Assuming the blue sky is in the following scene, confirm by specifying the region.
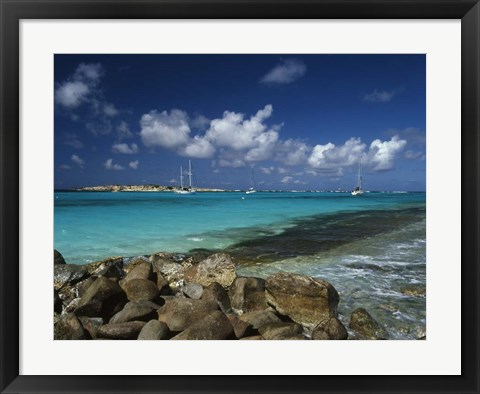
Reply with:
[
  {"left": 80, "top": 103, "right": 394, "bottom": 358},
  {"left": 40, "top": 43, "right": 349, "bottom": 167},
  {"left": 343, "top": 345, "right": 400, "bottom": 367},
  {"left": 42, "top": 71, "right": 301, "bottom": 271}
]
[{"left": 54, "top": 54, "right": 426, "bottom": 191}]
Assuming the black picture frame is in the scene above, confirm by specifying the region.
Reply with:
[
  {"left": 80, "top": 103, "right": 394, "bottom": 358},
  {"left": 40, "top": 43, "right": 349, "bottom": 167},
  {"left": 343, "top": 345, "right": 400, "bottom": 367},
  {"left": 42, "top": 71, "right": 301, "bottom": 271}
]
[{"left": 1, "top": 1, "right": 479, "bottom": 393}]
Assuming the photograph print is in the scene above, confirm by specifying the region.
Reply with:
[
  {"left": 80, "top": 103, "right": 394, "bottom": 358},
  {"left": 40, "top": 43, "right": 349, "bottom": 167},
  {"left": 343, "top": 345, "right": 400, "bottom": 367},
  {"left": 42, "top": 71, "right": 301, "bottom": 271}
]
[{"left": 54, "top": 54, "right": 426, "bottom": 341}]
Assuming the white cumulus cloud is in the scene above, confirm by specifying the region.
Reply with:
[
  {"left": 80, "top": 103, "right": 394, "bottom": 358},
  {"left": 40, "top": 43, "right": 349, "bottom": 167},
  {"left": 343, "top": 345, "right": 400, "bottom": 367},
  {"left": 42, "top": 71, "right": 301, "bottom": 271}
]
[
  {"left": 104, "top": 158, "right": 124, "bottom": 170},
  {"left": 112, "top": 143, "right": 139, "bottom": 154},
  {"left": 70, "top": 154, "right": 84, "bottom": 168},
  {"left": 281, "top": 176, "right": 293, "bottom": 184},
  {"left": 55, "top": 81, "right": 90, "bottom": 108},
  {"left": 364, "top": 89, "right": 398, "bottom": 103},
  {"left": 129, "top": 160, "right": 139, "bottom": 169},
  {"left": 369, "top": 136, "right": 407, "bottom": 171},
  {"left": 260, "top": 59, "right": 307, "bottom": 85},
  {"left": 140, "top": 109, "right": 191, "bottom": 149}
]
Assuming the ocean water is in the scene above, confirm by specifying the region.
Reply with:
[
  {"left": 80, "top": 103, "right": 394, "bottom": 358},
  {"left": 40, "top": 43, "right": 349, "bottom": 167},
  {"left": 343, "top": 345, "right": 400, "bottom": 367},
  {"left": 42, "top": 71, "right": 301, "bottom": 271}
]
[{"left": 54, "top": 191, "right": 426, "bottom": 339}]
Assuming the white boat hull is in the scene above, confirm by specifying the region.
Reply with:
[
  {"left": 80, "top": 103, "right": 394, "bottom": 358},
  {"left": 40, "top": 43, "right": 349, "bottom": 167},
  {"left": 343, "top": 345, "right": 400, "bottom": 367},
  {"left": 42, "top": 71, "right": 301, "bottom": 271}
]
[
  {"left": 245, "top": 190, "right": 256, "bottom": 194},
  {"left": 351, "top": 190, "right": 363, "bottom": 196}
]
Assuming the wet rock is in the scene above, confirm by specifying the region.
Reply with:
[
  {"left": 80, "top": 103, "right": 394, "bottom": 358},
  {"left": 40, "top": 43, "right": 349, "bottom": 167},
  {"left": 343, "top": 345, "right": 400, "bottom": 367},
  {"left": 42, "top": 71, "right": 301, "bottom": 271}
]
[
  {"left": 155, "top": 272, "right": 172, "bottom": 295},
  {"left": 312, "top": 317, "right": 348, "bottom": 340},
  {"left": 238, "top": 310, "right": 281, "bottom": 330},
  {"left": 138, "top": 320, "right": 169, "bottom": 340},
  {"left": 109, "top": 300, "right": 160, "bottom": 324},
  {"left": 311, "top": 330, "right": 330, "bottom": 340},
  {"left": 54, "top": 249, "right": 66, "bottom": 265},
  {"left": 78, "top": 316, "right": 103, "bottom": 339},
  {"left": 122, "top": 279, "right": 159, "bottom": 302},
  {"left": 97, "top": 321, "right": 146, "bottom": 340},
  {"left": 400, "top": 285, "right": 426, "bottom": 297},
  {"left": 229, "top": 277, "right": 267, "bottom": 312},
  {"left": 54, "top": 264, "right": 88, "bottom": 290},
  {"left": 227, "top": 314, "right": 253, "bottom": 339},
  {"left": 171, "top": 311, "right": 233, "bottom": 340},
  {"left": 417, "top": 336, "right": 426, "bottom": 340},
  {"left": 74, "top": 277, "right": 127, "bottom": 320},
  {"left": 54, "top": 313, "right": 85, "bottom": 340},
  {"left": 157, "top": 298, "right": 219, "bottom": 332},
  {"left": 54, "top": 289, "right": 62, "bottom": 313},
  {"left": 184, "top": 253, "right": 236, "bottom": 288},
  {"left": 378, "top": 303, "right": 399, "bottom": 313},
  {"left": 239, "top": 335, "right": 264, "bottom": 340},
  {"left": 265, "top": 273, "right": 339, "bottom": 329},
  {"left": 258, "top": 322, "right": 303, "bottom": 340},
  {"left": 64, "top": 297, "right": 82, "bottom": 314},
  {"left": 349, "top": 308, "right": 389, "bottom": 340},
  {"left": 182, "top": 282, "right": 203, "bottom": 299},
  {"left": 151, "top": 259, "right": 186, "bottom": 291},
  {"left": 201, "top": 282, "right": 232, "bottom": 313},
  {"left": 85, "top": 256, "right": 123, "bottom": 276}
]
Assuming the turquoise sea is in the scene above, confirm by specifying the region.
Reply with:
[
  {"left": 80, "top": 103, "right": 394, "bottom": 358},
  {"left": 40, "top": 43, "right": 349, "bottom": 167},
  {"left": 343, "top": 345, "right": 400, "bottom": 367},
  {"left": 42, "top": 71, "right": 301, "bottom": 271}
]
[{"left": 54, "top": 191, "right": 426, "bottom": 339}]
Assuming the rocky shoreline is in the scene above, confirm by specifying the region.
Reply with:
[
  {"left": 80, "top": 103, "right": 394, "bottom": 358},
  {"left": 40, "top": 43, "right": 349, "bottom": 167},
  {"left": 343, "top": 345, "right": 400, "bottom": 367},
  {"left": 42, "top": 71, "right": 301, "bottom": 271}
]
[{"left": 54, "top": 249, "right": 425, "bottom": 340}]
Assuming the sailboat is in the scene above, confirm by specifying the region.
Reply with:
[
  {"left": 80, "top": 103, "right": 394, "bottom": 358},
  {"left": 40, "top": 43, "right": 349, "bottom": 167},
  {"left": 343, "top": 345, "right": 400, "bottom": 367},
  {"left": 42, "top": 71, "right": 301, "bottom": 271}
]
[
  {"left": 245, "top": 167, "right": 257, "bottom": 194},
  {"left": 174, "top": 160, "right": 196, "bottom": 195},
  {"left": 351, "top": 165, "right": 364, "bottom": 196}
]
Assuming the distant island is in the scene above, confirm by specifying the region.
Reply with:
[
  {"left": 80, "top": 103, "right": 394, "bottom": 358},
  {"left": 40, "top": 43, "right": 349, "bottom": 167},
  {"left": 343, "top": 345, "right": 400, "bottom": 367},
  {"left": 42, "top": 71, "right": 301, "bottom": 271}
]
[{"left": 72, "top": 185, "right": 226, "bottom": 192}]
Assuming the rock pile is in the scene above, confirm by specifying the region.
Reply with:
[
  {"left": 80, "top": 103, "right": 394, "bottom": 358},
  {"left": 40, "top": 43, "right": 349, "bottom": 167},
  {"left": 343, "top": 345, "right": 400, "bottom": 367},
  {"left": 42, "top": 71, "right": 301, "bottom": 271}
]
[{"left": 54, "top": 249, "right": 392, "bottom": 340}]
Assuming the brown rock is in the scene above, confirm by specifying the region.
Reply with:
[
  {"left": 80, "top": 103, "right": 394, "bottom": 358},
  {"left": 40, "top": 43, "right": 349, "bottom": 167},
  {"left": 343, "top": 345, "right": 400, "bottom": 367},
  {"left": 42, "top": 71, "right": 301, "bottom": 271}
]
[
  {"left": 258, "top": 322, "right": 303, "bottom": 340},
  {"left": 229, "top": 277, "right": 267, "bottom": 312},
  {"left": 238, "top": 310, "right": 281, "bottom": 330},
  {"left": 54, "top": 249, "right": 66, "bottom": 265},
  {"left": 84, "top": 256, "right": 123, "bottom": 276},
  {"left": 138, "top": 320, "right": 169, "bottom": 340},
  {"left": 400, "top": 285, "right": 426, "bottom": 297},
  {"left": 312, "top": 317, "right": 348, "bottom": 340},
  {"left": 182, "top": 282, "right": 203, "bottom": 299},
  {"left": 171, "top": 311, "right": 233, "bottom": 340},
  {"left": 239, "top": 335, "right": 264, "bottom": 340},
  {"left": 123, "top": 261, "right": 152, "bottom": 282},
  {"left": 78, "top": 316, "right": 103, "bottom": 339},
  {"left": 265, "top": 273, "right": 339, "bottom": 329},
  {"left": 54, "top": 313, "right": 85, "bottom": 340},
  {"left": 349, "top": 308, "right": 389, "bottom": 340},
  {"left": 227, "top": 314, "right": 253, "bottom": 339},
  {"left": 122, "top": 279, "right": 159, "bottom": 302},
  {"left": 97, "top": 321, "right": 146, "bottom": 339},
  {"left": 157, "top": 298, "right": 219, "bottom": 332},
  {"left": 74, "top": 277, "right": 127, "bottom": 320},
  {"left": 184, "top": 253, "right": 236, "bottom": 288},
  {"left": 109, "top": 300, "right": 160, "bottom": 324},
  {"left": 201, "top": 282, "right": 232, "bottom": 313}
]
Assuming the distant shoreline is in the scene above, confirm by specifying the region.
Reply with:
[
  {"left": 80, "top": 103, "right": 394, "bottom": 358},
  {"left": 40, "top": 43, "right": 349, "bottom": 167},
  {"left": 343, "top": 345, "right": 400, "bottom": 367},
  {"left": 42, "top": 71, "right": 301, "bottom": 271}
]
[{"left": 55, "top": 186, "right": 426, "bottom": 193}]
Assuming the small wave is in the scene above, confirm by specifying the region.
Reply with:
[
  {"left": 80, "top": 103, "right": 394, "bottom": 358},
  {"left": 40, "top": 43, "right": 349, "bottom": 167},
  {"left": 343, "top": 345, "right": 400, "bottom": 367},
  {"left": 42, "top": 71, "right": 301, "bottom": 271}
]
[{"left": 187, "top": 237, "right": 204, "bottom": 242}]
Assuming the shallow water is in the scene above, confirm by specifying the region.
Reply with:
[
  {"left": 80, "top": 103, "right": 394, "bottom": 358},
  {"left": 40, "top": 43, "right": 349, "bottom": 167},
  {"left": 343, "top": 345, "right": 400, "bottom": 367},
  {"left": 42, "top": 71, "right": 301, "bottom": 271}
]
[{"left": 54, "top": 191, "right": 426, "bottom": 339}]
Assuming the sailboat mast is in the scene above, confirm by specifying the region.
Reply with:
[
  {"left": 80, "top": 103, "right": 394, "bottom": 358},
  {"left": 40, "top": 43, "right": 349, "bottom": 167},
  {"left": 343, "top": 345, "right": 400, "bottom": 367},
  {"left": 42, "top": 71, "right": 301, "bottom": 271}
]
[
  {"left": 180, "top": 166, "right": 184, "bottom": 188},
  {"left": 359, "top": 165, "right": 362, "bottom": 189},
  {"left": 188, "top": 160, "right": 193, "bottom": 188}
]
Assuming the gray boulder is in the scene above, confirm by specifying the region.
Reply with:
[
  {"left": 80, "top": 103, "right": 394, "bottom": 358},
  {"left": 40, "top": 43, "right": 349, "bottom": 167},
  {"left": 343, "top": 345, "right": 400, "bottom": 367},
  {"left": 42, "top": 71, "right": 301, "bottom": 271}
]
[
  {"left": 54, "top": 264, "right": 88, "bottom": 290},
  {"left": 97, "top": 321, "right": 146, "bottom": 340},
  {"left": 109, "top": 300, "right": 160, "bottom": 324},
  {"left": 74, "top": 277, "right": 126, "bottom": 320},
  {"left": 171, "top": 311, "right": 233, "bottom": 340},
  {"left": 138, "top": 320, "right": 169, "bottom": 340},
  {"left": 349, "top": 308, "right": 389, "bottom": 340},
  {"left": 182, "top": 282, "right": 203, "bottom": 299},
  {"left": 184, "top": 253, "right": 236, "bottom": 288},
  {"left": 265, "top": 273, "right": 339, "bottom": 329},
  {"left": 157, "top": 298, "right": 219, "bottom": 332}
]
